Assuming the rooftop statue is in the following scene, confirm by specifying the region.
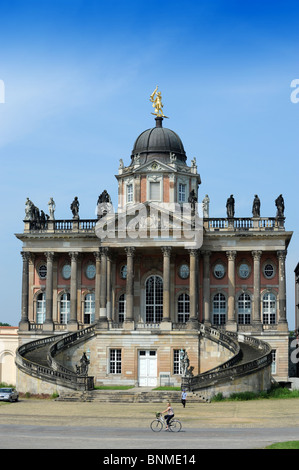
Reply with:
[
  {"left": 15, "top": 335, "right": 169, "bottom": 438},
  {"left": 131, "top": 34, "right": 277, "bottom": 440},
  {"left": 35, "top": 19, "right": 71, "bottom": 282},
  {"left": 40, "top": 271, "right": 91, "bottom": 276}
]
[
  {"left": 226, "top": 194, "right": 235, "bottom": 218},
  {"left": 149, "top": 86, "right": 168, "bottom": 118},
  {"left": 275, "top": 194, "right": 285, "bottom": 218},
  {"left": 252, "top": 194, "right": 261, "bottom": 218},
  {"left": 70, "top": 197, "right": 79, "bottom": 219}
]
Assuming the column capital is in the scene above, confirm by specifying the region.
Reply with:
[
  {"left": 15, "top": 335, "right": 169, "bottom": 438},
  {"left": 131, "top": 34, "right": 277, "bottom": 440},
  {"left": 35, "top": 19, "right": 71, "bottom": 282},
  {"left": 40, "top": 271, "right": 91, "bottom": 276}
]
[
  {"left": 93, "top": 250, "right": 101, "bottom": 261},
  {"left": 69, "top": 251, "right": 79, "bottom": 261},
  {"left": 252, "top": 250, "right": 262, "bottom": 261},
  {"left": 45, "top": 251, "right": 55, "bottom": 262},
  {"left": 21, "top": 251, "right": 30, "bottom": 262},
  {"left": 277, "top": 250, "right": 287, "bottom": 260},
  {"left": 161, "top": 246, "right": 172, "bottom": 257},
  {"left": 125, "top": 246, "right": 135, "bottom": 257},
  {"left": 188, "top": 248, "right": 198, "bottom": 257},
  {"left": 226, "top": 250, "right": 237, "bottom": 261},
  {"left": 200, "top": 250, "right": 211, "bottom": 257},
  {"left": 99, "top": 247, "right": 109, "bottom": 257}
]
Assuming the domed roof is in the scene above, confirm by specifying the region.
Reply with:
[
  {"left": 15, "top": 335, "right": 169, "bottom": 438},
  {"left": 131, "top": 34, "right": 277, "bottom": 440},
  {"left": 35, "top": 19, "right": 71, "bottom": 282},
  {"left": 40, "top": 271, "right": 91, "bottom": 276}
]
[{"left": 131, "top": 117, "right": 187, "bottom": 165}]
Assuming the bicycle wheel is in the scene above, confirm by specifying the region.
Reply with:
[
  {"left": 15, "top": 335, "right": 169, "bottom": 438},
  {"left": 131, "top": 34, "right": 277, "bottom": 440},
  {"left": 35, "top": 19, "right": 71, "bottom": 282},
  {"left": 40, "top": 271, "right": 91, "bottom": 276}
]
[
  {"left": 169, "top": 419, "right": 182, "bottom": 432},
  {"left": 150, "top": 419, "right": 163, "bottom": 432}
]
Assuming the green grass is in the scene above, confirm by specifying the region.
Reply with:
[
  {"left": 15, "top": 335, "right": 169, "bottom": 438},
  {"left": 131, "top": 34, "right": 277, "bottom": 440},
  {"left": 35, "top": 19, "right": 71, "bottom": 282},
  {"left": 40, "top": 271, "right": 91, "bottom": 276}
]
[
  {"left": 265, "top": 441, "right": 299, "bottom": 449},
  {"left": 211, "top": 386, "right": 299, "bottom": 402}
]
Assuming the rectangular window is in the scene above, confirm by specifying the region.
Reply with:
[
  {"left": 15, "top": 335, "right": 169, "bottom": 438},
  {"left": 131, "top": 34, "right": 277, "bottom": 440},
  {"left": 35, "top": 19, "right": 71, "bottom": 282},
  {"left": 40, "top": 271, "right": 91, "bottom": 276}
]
[
  {"left": 110, "top": 349, "right": 122, "bottom": 374},
  {"left": 127, "top": 184, "right": 133, "bottom": 203},
  {"left": 149, "top": 182, "right": 160, "bottom": 200},
  {"left": 173, "top": 349, "right": 183, "bottom": 375},
  {"left": 178, "top": 183, "right": 186, "bottom": 202}
]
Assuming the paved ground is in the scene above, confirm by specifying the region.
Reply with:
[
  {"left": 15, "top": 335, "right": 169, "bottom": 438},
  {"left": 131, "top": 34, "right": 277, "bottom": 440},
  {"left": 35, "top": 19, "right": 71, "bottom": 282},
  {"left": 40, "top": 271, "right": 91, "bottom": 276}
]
[{"left": 1, "top": 397, "right": 299, "bottom": 450}]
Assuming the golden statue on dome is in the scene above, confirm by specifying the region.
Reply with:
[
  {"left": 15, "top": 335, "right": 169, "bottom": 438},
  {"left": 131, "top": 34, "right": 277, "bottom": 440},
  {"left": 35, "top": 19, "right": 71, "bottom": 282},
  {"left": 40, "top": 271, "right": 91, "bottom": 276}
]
[{"left": 149, "top": 86, "right": 168, "bottom": 118}]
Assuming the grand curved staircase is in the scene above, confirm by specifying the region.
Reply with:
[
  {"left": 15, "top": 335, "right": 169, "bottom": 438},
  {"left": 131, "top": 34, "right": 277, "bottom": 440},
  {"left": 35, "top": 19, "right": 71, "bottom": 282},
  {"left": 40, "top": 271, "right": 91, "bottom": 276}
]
[{"left": 16, "top": 323, "right": 272, "bottom": 400}]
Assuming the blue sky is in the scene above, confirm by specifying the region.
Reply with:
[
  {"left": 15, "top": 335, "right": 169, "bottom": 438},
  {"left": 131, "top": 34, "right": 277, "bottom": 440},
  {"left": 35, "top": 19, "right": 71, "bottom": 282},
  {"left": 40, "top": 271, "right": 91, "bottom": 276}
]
[{"left": 0, "top": 0, "right": 298, "bottom": 328}]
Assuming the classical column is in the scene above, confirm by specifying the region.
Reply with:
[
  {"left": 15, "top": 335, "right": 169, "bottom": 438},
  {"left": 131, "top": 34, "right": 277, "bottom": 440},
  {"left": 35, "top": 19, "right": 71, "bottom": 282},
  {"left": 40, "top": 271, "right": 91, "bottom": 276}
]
[
  {"left": 44, "top": 251, "right": 54, "bottom": 329},
  {"left": 252, "top": 250, "right": 262, "bottom": 327},
  {"left": 188, "top": 249, "right": 198, "bottom": 327},
  {"left": 19, "top": 251, "right": 30, "bottom": 330},
  {"left": 201, "top": 250, "right": 211, "bottom": 324},
  {"left": 125, "top": 247, "right": 135, "bottom": 323},
  {"left": 93, "top": 250, "right": 101, "bottom": 323},
  {"left": 277, "top": 250, "right": 288, "bottom": 327},
  {"left": 99, "top": 247, "right": 108, "bottom": 323},
  {"left": 69, "top": 251, "right": 79, "bottom": 327},
  {"left": 226, "top": 250, "right": 237, "bottom": 330},
  {"left": 161, "top": 247, "right": 171, "bottom": 322},
  {"left": 107, "top": 254, "right": 112, "bottom": 321}
]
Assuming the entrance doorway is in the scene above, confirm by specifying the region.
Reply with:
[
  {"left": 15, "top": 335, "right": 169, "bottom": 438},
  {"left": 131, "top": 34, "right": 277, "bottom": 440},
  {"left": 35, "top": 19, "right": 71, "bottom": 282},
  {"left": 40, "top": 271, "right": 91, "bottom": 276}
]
[{"left": 138, "top": 350, "right": 157, "bottom": 386}]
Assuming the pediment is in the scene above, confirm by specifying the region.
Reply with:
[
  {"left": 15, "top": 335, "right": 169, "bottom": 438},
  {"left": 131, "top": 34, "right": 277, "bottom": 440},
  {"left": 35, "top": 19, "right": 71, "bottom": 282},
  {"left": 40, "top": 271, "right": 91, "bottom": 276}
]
[{"left": 132, "top": 159, "right": 176, "bottom": 174}]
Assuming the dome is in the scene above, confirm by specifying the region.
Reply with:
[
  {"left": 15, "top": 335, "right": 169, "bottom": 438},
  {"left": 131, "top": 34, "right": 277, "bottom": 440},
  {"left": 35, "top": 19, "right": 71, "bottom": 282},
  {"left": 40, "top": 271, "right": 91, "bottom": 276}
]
[{"left": 131, "top": 116, "right": 187, "bottom": 165}]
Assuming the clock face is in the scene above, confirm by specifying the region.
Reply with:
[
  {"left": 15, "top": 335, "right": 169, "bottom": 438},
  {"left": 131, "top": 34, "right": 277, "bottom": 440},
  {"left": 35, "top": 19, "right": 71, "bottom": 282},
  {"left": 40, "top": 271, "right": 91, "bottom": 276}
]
[
  {"left": 214, "top": 263, "right": 225, "bottom": 279},
  {"left": 179, "top": 264, "right": 189, "bottom": 279},
  {"left": 239, "top": 263, "right": 250, "bottom": 279},
  {"left": 120, "top": 265, "right": 127, "bottom": 279},
  {"left": 62, "top": 264, "right": 71, "bottom": 280},
  {"left": 86, "top": 263, "right": 96, "bottom": 280}
]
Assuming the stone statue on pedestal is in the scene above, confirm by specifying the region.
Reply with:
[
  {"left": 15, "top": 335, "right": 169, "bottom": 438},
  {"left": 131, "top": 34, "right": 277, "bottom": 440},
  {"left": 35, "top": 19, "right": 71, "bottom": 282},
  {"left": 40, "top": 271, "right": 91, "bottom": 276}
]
[{"left": 226, "top": 194, "right": 235, "bottom": 218}]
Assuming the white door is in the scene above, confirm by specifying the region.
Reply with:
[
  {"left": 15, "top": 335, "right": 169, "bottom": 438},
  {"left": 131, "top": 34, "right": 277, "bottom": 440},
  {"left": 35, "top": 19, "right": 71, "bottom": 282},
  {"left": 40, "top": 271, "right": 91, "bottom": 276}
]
[{"left": 138, "top": 350, "right": 157, "bottom": 386}]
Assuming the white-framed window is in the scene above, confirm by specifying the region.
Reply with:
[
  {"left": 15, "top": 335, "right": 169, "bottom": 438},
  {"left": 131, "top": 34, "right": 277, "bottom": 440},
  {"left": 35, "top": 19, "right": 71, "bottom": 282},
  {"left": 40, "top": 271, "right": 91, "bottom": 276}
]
[
  {"left": 178, "top": 183, "right": 187, "bottom": 203},
  {"left": 84, "top": 293, "right": 95, "bottom": 324},
  {"left": 271, "top": 349, "right": 277, "bottom": 374},
  {"left": 127, "top": 183, "right": 133, "bottom": 203},
  {"left": 173, "top": 349, "right": 184, "bottom": 375},
  {"left": 237, "top": 293, "right": 251, "bottom": 324},
  {"left": 149, "top": 181, "right": 161, "bottom": 201},
  {"left": 36, "top": 292, "right": 46, "bottom": 324},
  {"left": 262, "top": 292, "right": 276, "bottom": 324},
  {"left": 212, "top": 293, "right": 226, "bottom": 325},
  {"left": 60, "top": 293, "right": 70, "bottom": 324},
  {"left": 109, "top": 349, "right": 122, "bottom": 374},
  {"left": 145, "top": 275, "right": 163, "bottom": 323},
  {"left": 177, "top": 293, "right": 190, "bottom": 323},
  {"left": 118, "top": 293, "right": 126, "bottom": 323}
]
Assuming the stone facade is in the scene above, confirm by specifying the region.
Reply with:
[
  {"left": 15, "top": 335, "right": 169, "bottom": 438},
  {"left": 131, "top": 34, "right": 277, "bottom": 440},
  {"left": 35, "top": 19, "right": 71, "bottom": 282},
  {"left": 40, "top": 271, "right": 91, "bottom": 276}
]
[
  {"left": 15, "top": 114, "right": 292, "bottom": 390},
  {"left": 0, "top": 326, "right": 18, "bottom": 385}
]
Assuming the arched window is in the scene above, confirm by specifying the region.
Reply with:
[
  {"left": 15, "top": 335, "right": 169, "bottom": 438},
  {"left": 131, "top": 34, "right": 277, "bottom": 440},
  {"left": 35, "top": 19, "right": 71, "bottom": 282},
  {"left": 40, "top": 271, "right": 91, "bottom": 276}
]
[
  {"left": 238, "top": 293, "right": 251, "bottom": 324},
  {"left": 36, "top": 292, "right": 46, "bottom": 324},
  {"left": 262, "top": 292, "right": 276, "bottom": 324},
  {"left": 145, "top": 275, "right": 163, "bottom": 323},
  {"left": 60, "top": 293, "right": 70, "bottom": 324},
  {"left": 118, "top": 293, "right": 126, "bottom": 323},
  {"left": 212, "top": 293, "right": 226, "bottom": 325},
  {"left": 84, "top": 293, "right": 95, "bottom": 324},
  {"left": 177, "top": 293, "right": 190, "bottom": 323}
]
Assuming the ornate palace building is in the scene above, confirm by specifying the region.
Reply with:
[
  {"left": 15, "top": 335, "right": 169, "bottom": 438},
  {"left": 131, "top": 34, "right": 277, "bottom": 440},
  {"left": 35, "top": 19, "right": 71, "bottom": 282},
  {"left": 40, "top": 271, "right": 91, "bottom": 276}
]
[{"left": 15, "top": 89, "right": 292, "bottom": 396}]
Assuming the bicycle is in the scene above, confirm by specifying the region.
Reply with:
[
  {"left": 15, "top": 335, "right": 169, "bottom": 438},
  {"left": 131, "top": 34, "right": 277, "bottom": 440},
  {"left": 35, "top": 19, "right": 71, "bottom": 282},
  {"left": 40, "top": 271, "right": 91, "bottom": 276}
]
[{"left": 150, "top": 412, "right": 182, "bottom": 432}]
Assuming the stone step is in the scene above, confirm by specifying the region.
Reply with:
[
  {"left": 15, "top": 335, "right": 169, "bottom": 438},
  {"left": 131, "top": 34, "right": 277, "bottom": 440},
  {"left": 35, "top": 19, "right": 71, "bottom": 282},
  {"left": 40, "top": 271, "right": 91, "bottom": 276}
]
[{"left": 56, "top": 389, "right": 208, "bottom": 403}]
